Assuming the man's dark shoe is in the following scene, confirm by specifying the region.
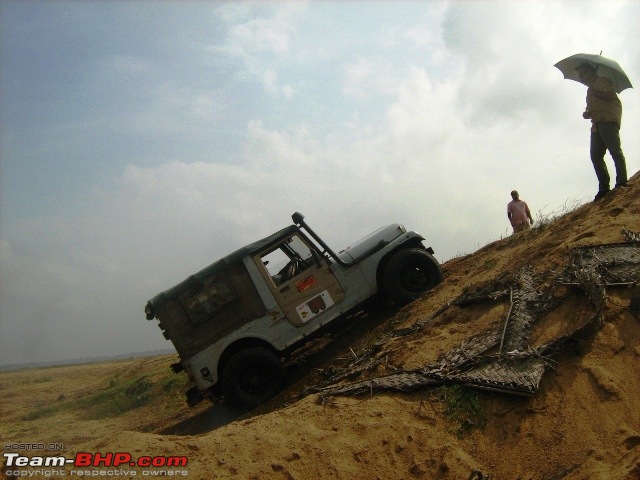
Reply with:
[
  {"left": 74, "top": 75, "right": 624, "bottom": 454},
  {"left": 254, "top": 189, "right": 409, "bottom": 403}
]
[
  {"left": 594, "top": 190, "right": 610, "bottom": 201},
  {"left": 615, "top": 182, "right": 629, "bottom": 188}
]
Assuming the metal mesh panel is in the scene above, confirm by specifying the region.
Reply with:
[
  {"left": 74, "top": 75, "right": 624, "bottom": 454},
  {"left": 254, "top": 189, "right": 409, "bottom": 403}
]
[
  {"left": 448, "top": 356, "right": 546, "bottom": 395},
  {"left": 567, "top": 241, "right": 640, "bottom": 285},
  {"left": 500, "top": 268, "right": 545, "bottom": 352},
  {"left": 314, "top": 238, "right": 638, "bottom": 400}
]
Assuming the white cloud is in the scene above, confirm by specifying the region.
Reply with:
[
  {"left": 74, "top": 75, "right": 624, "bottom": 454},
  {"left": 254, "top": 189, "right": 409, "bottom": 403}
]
[
  {"left": 386, "top": 67, "right": 461, "bottom": 141},
  {"left": 263, "top": 68, "right": 295, "bottom": 98},
  {"left": 343, "top": 57, "right": 375, "bottom": 98},
  {"left": 404, "top": 26, "right": 436, "bottom": 48},
  {"left": 209, "top": 4, "right": 301, "bottom": 90},
  {"left": 229, "top": 16, "right": 292, "bottom": 55}
]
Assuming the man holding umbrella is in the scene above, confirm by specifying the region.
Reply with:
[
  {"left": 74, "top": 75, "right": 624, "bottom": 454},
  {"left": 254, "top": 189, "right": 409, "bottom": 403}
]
[
  {"left": 555, "top": 53, "right": 631, "bottom": 201},
  {"left": 576, "top": 62, "right": 627, "bottom": 200}
]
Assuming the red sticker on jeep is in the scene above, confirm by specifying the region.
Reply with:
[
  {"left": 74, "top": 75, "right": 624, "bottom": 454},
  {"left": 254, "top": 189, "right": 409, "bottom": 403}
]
[{"left": 296, "top": 275, "right": 317, "bottom": 292}]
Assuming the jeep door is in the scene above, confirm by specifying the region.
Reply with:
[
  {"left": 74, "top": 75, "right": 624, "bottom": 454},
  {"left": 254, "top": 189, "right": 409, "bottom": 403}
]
[{"left": 253, "top": 232, "right": 345, "bottom": 326}]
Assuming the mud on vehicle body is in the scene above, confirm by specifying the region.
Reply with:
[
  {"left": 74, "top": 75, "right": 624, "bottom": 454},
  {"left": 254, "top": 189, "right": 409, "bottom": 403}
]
[{"left": 145, "top": 212, "right": 443, "bottom": 408}]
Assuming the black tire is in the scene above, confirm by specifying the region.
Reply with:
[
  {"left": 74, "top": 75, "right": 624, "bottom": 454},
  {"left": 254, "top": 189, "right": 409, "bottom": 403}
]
[
  {"left": 221, "top": 347, "right": 284, "bottom": 409},
  {"left": 382, "top": 248, "right": 443, "bottom": 304}
]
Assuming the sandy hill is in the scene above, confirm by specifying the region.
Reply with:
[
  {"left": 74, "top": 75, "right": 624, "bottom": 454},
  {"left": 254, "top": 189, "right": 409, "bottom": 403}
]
[{"left": 2, "top": 173, "right": 639, "bottom": 480}]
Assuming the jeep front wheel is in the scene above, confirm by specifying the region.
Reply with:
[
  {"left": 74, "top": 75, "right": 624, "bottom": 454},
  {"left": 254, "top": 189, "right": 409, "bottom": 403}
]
[
  {"left": 382, "top": 248, "right": 443, "bottom": 304},
  {"left": 221, "top": 347, "right": 284, "bottom": 409}
]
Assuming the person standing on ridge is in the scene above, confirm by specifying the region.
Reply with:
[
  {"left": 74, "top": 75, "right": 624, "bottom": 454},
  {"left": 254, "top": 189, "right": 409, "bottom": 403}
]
[
  {"left": 576, "top": 62, "right": 628, "bottom": 201},
  {"left": 507, "top": 190, "right": 533, "bottom": 234}
]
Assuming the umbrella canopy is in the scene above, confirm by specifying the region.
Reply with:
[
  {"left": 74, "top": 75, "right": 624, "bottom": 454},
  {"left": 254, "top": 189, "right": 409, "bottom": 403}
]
[{"left": 554, "top": 53, "right": 633, "bottom": 94}]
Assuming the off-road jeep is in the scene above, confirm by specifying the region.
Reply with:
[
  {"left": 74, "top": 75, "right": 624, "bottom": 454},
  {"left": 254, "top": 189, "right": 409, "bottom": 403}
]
[{"left": 145, "top": 212, "right": 442, "bottom": 408}]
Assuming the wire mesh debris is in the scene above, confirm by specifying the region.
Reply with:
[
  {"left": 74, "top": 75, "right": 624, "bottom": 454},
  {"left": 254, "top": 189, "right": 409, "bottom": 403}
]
[{"left": 314, "top": 239, "right": 638, "bottom": 401}]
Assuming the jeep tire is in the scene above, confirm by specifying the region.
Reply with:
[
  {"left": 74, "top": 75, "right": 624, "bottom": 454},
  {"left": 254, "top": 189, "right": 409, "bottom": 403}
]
[
  {"left": 382, "top": 248, "right": 443, "bottom": 304},
  {"left": 221, "top": 347, "right": 284, "bottom": 408}
]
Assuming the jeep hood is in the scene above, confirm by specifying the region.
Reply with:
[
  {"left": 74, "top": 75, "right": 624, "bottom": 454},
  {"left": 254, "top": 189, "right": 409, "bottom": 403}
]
[{"left": 337, "top": 224, "right": 407, "bottom": 263}]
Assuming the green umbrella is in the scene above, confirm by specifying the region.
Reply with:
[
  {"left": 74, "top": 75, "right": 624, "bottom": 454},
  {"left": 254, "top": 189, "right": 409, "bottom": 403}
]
[{"left": 554, "top": 53, "right": 633, "bottom": 94}]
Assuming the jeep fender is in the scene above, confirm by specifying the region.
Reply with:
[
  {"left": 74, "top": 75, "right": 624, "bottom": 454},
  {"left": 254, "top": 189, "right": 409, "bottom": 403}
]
[
  {"left": 184, "top": 334, "right": 280, "bottom": 394},
  {"left": 216, "top": 336, "right": 282, "bottom": 385},
  {"left": 375, "top": 237, "right": 432, "bottom": 287}
]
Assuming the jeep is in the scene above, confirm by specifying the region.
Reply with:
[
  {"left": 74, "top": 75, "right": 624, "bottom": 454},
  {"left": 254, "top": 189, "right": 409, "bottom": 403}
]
[{"left": 145, "top": 212, "right": 442, "bottom": 408}]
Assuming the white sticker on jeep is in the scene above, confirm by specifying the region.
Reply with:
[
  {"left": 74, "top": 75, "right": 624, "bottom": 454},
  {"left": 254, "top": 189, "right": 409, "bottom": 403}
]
[{"left": 295, "top": 290, "right": 334, "bottom": 322}]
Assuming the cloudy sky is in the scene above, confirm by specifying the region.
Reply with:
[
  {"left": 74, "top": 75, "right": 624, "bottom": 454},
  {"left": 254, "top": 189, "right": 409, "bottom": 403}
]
[{"left": 1, "top": 1, "right": 639, "bottom": 366}]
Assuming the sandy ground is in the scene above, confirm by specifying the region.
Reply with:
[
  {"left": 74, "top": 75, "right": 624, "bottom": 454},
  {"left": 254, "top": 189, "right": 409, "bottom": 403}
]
[{"left": 2, "top": 173, "right": 639, "bottom": 480}]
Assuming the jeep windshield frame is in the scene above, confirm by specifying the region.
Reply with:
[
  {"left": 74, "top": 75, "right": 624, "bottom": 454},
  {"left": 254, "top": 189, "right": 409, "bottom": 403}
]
[{"left": 292, "top": 212, "right": 355, "bottom": 267}]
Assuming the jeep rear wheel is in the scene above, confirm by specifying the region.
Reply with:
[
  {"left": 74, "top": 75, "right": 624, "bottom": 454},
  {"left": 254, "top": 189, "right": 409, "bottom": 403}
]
[
  {"left": 221, "top": 347, "right": 284, "bottom": 409},
  {"left": 382, "top": 248, "right": 443, "bottom": 304}
]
